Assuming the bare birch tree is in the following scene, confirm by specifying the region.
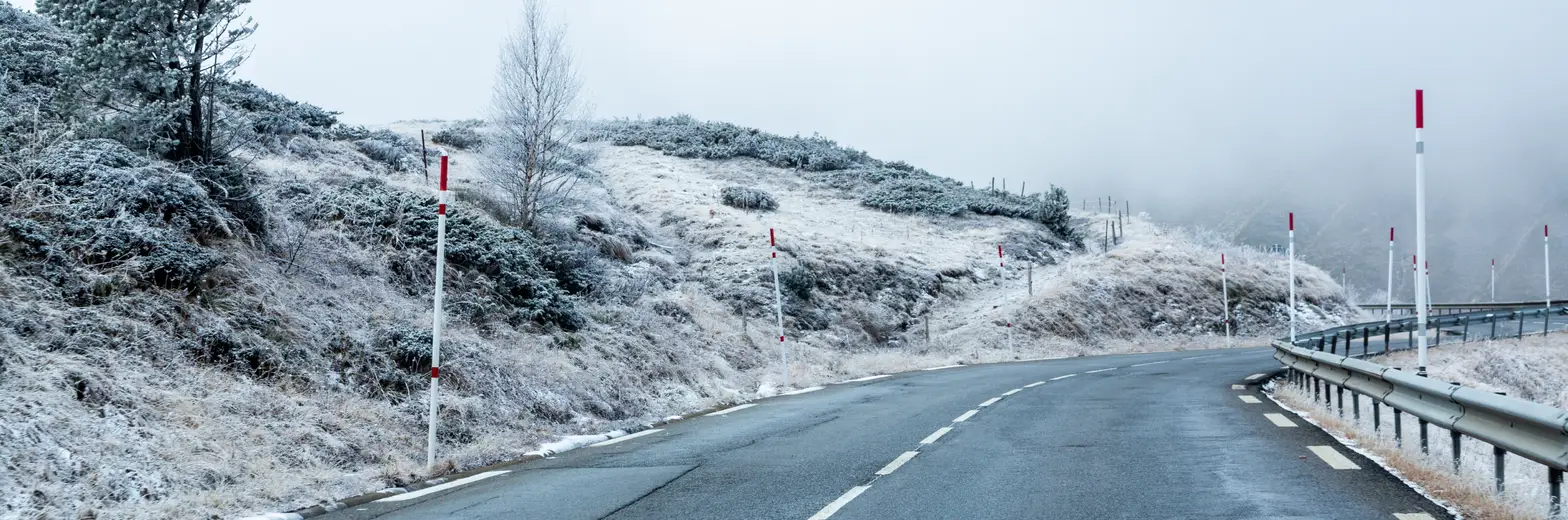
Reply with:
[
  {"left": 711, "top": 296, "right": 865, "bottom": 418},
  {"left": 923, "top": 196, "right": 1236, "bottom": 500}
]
[{"left": 483, "top": 0, "right": 586, "bottom": 230}]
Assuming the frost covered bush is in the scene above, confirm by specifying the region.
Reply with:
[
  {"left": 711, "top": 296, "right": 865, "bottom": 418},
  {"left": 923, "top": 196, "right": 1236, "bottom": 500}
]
[
  {"left": 0, "top": 4, "right": 75, "bottom": 152},
  {"left": 588, "top": 115, "right": 870, "bottom": 171},
  {"left": 860, "top": 178, "right": 966, "bottom": 216},
  {"left": 432, "top": 123, "right": 483, "bottom": 150},
  {"left": 1, "top": 139, "right": 232, "bottom": 297},
  {"left": 719, "top": 186, "right": 778, "bottom": 211},
  {"left": 280, "top": 177, "right": 581, "bottom": 329}
]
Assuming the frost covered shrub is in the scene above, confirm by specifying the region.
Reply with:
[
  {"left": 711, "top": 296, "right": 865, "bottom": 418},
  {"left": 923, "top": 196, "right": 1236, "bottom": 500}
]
[
  {"left": 432, "top": 125, "right": 483, "bottom": 150},
  {"left": 0, "top": 4, "right": 76, "bottom": 153},
  {"left": 284, "top": 177, "right": 581, "bottom": 329},
  {"left": 589, "top": 115, "right": 871, "bottom": 171},
  {"left": 218, "top": 80, "right": 340, "bottom": 152},
  {"left": 860, "top": 178, "right": 965, "bottom": 216},
  {"left": 719, "top": 186, "right": 778, "bottom": 211}
]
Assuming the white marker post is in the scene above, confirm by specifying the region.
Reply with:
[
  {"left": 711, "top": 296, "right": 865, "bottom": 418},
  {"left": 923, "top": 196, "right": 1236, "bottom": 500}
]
[
  {"left": 1414, "top": 89, "right": 1429, "bottom": 377},
  {"left": 1221, "top": 253, "right": 1230, "bottom": 348},
  {"left": 1288, "top": 212, "right": 1296, "bottom": 344},
  {"left": 1425, "top": 261, "right": 1432, "bottom": 314},
  {"left": 1491, "top": 258, "right": 1496, "bottom": 303},
  {"left": 1546, "top": 225, "right": 1552, "bottom": 334},
  {"left": 771, "top": 228, "right": 787, "bottom": 388},
  {"left": 1386, "top": 228, "right": 1394, "bottom": 324},
  {"left": 427, "top": 152, "right": 449, "bottom": 470},
  {"left": 1000, "top": 244, "right": 1012, "bottom": 356}
]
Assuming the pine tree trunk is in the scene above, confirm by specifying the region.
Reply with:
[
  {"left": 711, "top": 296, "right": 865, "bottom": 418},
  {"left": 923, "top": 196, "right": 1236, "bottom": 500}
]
[{"left": 185, "top": 0, "right": 209, "bottom": 162}]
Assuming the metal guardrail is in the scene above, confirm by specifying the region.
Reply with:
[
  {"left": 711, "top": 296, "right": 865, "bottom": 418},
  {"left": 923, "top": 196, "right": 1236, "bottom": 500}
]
[
  {"left": 1273, "top": 302, "right": 1568, "bottom": 514},
  {"left": 1359, "top": 299, "right": 1568, "bottom": 317}
]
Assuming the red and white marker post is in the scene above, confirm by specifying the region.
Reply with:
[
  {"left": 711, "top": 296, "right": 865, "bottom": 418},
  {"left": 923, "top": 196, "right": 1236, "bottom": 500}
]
[
  {"left": 427, "top": 152, "right": 449, "bottom": 470},
  {"left": 1414, "top": 89, "right": 1429, "bottom": 376},
  {"left": 1288, "top": 212, "right": 1296, "bottom": 343},
  {"left": 1386, "top": 228, "right": 1394, "bottom": 325},
  {"left": 1546, "top": 225, "right": 1551, "bottom": 334},
  {"left": 1221, "top": 254, "right": 1230, "bottom": 347},
  {"left": 770, "top": 229, "right": 788, "bottom": 388}
]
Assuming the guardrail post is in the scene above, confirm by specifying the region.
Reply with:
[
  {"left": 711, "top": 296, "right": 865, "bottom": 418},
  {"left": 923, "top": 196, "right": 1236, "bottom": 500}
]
[
  {"left": 1494, "top": 446, "right": 1505, "bottom": 495},
  {"left": 1408, "top": 327, "right": 1414, "bottom": 349},
  {"left": 1462, "top": 316, "right": 1470, "bottom": 343},
  {"left": 1451, "top": 430, "right": 1462, "bottom": 473},
  {"left": 1330, "top": 335, "right": 1338, "bottom": 354},
  {"left": 1551, "top": 468, "right": 1562, "bottom": 517},
  {"left": 1317, "top": 336, "right": 1326, "bottom": 351},
  {"left": 1362, "top": 327, "right": 1369, "bottom": 355},
  {"left": 1384, "top": 324, "right": 1391, "bottom": 353},
  {"left": 1434, "top": 319, "right": 1442, "bottom": 346},
  {"left": 1491, "top": 314, "right": 1497, "bottom": 340},
  {"left": 1352, "top": 392, "right": 1360, "bottom": 423},
  {"left": 1419, "top": 418, "right": 1429, "bottom": 455},
  {"left": 1394, "top": 408, "right": 1403, "bottom": 447},
  {"left": 1520, "top": 311, "right": 1526, "bottom": 339},
  {"left": 1336, "top": 385, "right": 1344, "bottom": 417},
  {"left": 1372, "top": 400, "right": 1380, "bottom": 432}
]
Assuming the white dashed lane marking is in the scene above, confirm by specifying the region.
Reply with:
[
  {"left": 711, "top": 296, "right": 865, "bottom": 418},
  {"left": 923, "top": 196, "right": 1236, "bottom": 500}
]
[
  {"left": 590, "top": 429, "right": 664, "bottom": 447},
  {"left": 807, "top": 485, "right": 871, "bottom": 520},
  {"left": 1131, "top": 360, "right": 1168, "bottom": 367},
  {"left": 953, "top": 410, "right": 978, "bottom": 422},
  {"left": 978, "top": 397, "right": 1001, "bottom": 407},
  {"left": 1245, "top": 373, "right": 1266, "bottom": 381},
  {"left": 1050, "top": 374, "right": 1077, "bottom": 381},
  {"left": 1393, "top": 514, "right": 1436, "bottom": 520},
  {"left": 1001, "top": 388, "right": 1021, "bottom": 396},
  {"left": 875, "top": 451, "right": 920, "bottom": 476},
  {"left": 705, "top": 403, "right": 756, "bottom": 416},
  {"left": 922, "top": 364, "right": 963, "bottom": 371},
  {"left": 1238, "top": 395, "right": 1261, "bottom": 404},
  {"left": 841, "top": 375, "right": 889, "bottom": 383},
  {"left": 1023, "top": 381, "right": 1045, "bottom": 388},
  {"left": 920, "top": 427, "right": 953, "bottom": 445},
  {"left": 1231, "top": 384, "right": 1246, "bottom": 390},
  {"left": 1263, "top": 413, "right": 1297, "bottom": 427},
  {"left": 1308, "top": 446, "right": 1362, "bottom": 470},
  {"left": 1085, "top": 367, "right": 1115, "bottom": 373},
  {"left": 375, "top": 471, "right": 510, "bottom": 502}
]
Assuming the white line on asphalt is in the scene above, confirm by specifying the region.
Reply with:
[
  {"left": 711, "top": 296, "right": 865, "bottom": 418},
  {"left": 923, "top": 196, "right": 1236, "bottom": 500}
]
[
  {"left": 953, "top": 410, "right": 978, "bottom": 422},
  {"left": 1238, "top": 395, "right": 1261, "bottom": 404},
  {"left": 1131, "top": 360, "right": 1168, "bottom": 367},
  {"left": 706, "top": 403, "right": 756, "bottom": 416},
  {"left": 979, "top": 397, "right": 1001, "bottom": 407},
  {"left": 1264, "top": 413, "right": 1297, "bottom": 427},
  {"left": 782, "top": 386, "right": 824, "bottom": 396},
  {"left": 1001, "top": 388, "right": 1022, "bottom": 396},
  {"left": 809, "top": 485, "right": 871, "bottom": 520},
  {"left": 1393, "top": 514, "right": 1436, "bottom": 520},
  {"left": 1182, "top": 354, "right": 1221, "bottom": 360},
  {"left": 1050, "top": 374, "right": 1077, "bottom": 381},
  {"left": 1086, "top": 367, "right": 1116, "bottom": 373},
  {"left": 1308, "top": 446, "right": 1361, "bottom": 470},
  {"left": 375, "top": 471, "right": 510, "bottom": 502},
  {"left": 922, "top": 364, "right": 963, "bottom": 371},
  {"left": 841, "top": 374, "right": 890, "bottom": 383},
  {"left": 1231, "top": 385, "right": 1247, "bottom": 390},
  {"left": 920, "top": 427, "right": 953, "bottom": 444},
  {"left": 875, "top": 451, "right": 920, "bottom": 476},
  {"left": 591, "top": 429, "right": 664, "bottom": 447},
  {"left": 1024, "top": 381, "right": 1045, "bottom": 388},
  {"left": 1245, "top": 373, "right": 1267, "bottom": 381}
]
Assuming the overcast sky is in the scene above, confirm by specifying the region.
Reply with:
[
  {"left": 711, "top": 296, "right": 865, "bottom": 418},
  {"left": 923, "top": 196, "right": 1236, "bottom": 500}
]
[{"left": 11, "top": 0, "right": 1568, "bottom": 299}]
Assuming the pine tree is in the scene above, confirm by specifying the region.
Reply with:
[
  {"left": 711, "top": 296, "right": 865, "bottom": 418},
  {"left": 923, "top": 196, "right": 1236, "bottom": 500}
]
[{"left": 37, "top": 0, "right": 254, "bottom": 162}]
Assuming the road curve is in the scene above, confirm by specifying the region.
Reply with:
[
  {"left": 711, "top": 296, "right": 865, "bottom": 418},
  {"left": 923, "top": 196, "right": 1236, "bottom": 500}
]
[{"left": 318, "top": 347, "right": 1451, "bottom": 520}]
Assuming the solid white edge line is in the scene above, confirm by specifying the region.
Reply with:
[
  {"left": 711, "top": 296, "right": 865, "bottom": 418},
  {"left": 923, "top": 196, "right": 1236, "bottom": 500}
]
[
  {"left": 1086, "top": 367, "right": 1116, "bottom": 373},
  {"left": 978, "top": 397, "right": 1001, "bottom": 407},
  {"left": 1001, "top": 388, "right": 1021, "bottom": 396},
  {"left": 706, "top": 403, "right": 757, "bottom": 416},
  {"left": 841, "top": 374, "right": 890, "bottom": 383},
  {"left": 808, "top": 485, "right": 872, "bottom": 520},
  {"left": 1231, "top": 384, "right": 1246, "bottom": 390},
  {"left": 374, "top": 471, "right": 510, "bottom": 502},
  {"left": 1023, "top": 381, "right": 1045, "bottom": 388},
  {"left": 1131, "top": 360, "right": 1168, "bottom": 367},
  {"left": 1245, "top": 373, "right": 1266, "bottom": 381},
  {"left": 235, "top": 515, "right": 304, "bottom": 520},
  {"left": 922, "top": 364, "right": 964, "bottom": 371},
  {"left": 1238, "top": 395, "right": 1261, "bottom": 404},
  {"left": 920, "top": 427, "right": 953, "bottom": 444},
  {"left": 1263, "top": 413, "right": 1297, "bottom": 427},
  {"left": 875, "top": 451, "right": 920, "bottom": 476},
  {"left": 590, "top": 428, "right": 664, "bottom": 447},
  {"left": 953, "top": 410, "right": 978, "bottom": 422},
  {"left": 1050, "top": 374, "right": 1077, "bottom": 381},
  {"left": 782, "top": 386, "right": 824, "bottom": 396},
  {"left": 1393, "top": 514, "right": 1437, "bottom": 520},
  {"left": 1308, "top": 445, "right": 1361, "bottom": 470}
]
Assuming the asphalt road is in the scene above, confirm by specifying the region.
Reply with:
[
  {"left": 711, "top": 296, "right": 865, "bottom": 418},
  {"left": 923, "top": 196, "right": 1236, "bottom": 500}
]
[{"left": 321, "top": 346, "right": 1452, "bottom": 520}]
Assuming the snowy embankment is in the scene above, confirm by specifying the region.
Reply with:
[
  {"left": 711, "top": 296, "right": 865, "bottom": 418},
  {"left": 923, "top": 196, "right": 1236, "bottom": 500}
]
[
  {"left": 3, "top": 119, "right": 1355, "bottom": 520},
  {"left": 1274, "top": 336, "right": 1568, "bottom": 519}
]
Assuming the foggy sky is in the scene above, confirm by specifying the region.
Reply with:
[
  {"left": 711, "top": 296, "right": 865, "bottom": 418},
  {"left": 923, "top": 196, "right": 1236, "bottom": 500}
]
[{"left": 11, "top": 0, "right": 1568, "bottom": 300}]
